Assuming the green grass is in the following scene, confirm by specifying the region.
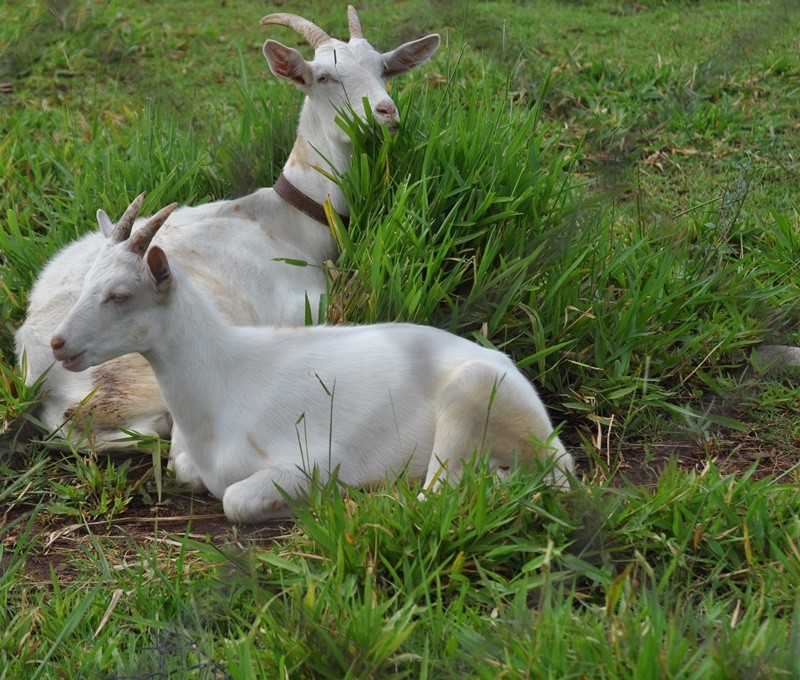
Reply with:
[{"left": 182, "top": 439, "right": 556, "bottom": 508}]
[
  {"left": 1, "top": 461, "right": 798, "bottom": 677},
  {"left": 1, "top": 0, "right": 800, "bottom": 676}
]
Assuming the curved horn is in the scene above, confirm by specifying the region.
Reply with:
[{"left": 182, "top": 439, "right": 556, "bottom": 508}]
[
  {"left": 347, "top": 6, "right": 364, "bottom": 39},
  {"left": 127, "top": 202, "right": 179, "bottom": 257},
  {"left": 111, "top": 192, "right": 146, "bottom": 243},
  {"left": 260, "top": 13, "right": 331, "bottom": 49}
]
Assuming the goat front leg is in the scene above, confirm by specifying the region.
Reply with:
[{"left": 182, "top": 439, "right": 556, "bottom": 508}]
[
  {"left": 222, "top": 465, "right": 323, "bottom": 524},
  {"left": 169, "top": 426, "right": 207, "bottom": 493}
]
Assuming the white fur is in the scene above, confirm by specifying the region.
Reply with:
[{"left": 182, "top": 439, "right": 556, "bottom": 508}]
[
  {"left": 51, "top": 223, "right": 574, "bottom": 523},
  {"left": 15, "top": 9, "right": 440, "bottom": 449}
]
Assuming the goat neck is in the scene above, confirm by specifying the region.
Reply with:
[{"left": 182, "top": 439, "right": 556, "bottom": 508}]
[
  {"left": 281, "top": 92, "right": 354, "bottom": 218},
  {"left": 141, "top": 265, "right": 249, "bottom": 444}
]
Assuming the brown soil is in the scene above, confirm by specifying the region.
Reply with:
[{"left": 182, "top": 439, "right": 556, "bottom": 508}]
[{"left": 1, "top": 450, "right": 292, "bottom": 585}]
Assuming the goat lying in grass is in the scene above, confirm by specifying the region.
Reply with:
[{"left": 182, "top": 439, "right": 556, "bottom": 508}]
[
  {"left": 17, "top": 6, "right": 439, "bottom": 451},
  {"left": 51, "top": 198, "right": 574, "bottom": 523}
]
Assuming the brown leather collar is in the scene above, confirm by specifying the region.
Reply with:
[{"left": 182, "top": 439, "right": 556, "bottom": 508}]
[{"left": 274, "top": 173, "right": 349, "bottom": 228}]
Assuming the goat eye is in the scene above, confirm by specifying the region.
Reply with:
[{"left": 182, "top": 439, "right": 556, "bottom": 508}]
[
  {"left": 106, "top": 293, "right": 129, "bottom": 304},
  {"left": 317, "top": 74, "right": 336, "bottom": 85}
]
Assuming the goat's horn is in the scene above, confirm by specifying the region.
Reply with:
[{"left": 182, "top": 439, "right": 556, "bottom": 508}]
[
  {"left": 347, "top": 6, "right": 364, "bottom": 39},
  {"left": 111, "top": 192, "right": 146, "bottom": 243},
  {"left": 260, "top": 13, "right": 330, "bottom": 49},
  {"left": 127, "top": 202, "right": 179, "bottom": 257}
]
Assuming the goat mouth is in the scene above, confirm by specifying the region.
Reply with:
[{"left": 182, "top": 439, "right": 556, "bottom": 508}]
[{"left": 61, "top": 352, "right": 86, "bottom": 371}]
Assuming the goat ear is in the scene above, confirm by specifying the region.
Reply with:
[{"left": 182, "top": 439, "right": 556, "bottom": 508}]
[
  {"left": 97, "top": 209, "right": 115, "bottom": 239},
  {"left": 146, "top": 246, "right": 172, "bottom": 291},
  {"left": 382, "top": 34, "right": 440, "bottom": 78},
  {"left": 263, "top": 40, "right": 311, "bottom": 87}
]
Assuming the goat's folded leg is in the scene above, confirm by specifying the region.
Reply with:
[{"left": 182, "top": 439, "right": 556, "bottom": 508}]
[
  {"left": 166, "top": 423, "right": 185, "bottom": 472},
  {"left": 418, "top": 360, "right": 576, "bottom": 499},
  {"left": 170, "top": 436, "right": 207, "bottom": 494},
  {"left": 222, "top": 465, "right": 321, "bottom": 523},
  {"left": 419, "top": 453, "right": 465, "bottom": 499}
]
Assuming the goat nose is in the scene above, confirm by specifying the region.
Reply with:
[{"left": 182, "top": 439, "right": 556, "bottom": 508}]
[
  {"left": 374, "top": 102, "right": 398, "bottom": 121},
  {"left": 51, "top": 335, "right": 65, "bottom": 351}
]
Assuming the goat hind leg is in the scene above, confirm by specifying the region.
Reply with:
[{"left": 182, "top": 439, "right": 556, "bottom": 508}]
[
  {"left": 420, "top": 362, "right": 505, "bottom": 496},
  {"left": 420, "top": 360, "right": 574, "bottom": 496}
]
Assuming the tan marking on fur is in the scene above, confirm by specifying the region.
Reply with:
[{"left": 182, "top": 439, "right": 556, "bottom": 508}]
[
  {"left": 247, "top": 435, "right": 270, "bottom": 459},
  {"left": 286, "top": 137, "right": 310, "bottom": 168},
  {"left": 133, "top": 325, "right": 149, "bottom": 342},
  {"left": 197, "top": 420, "right": 215, "bottom": 445},
  {"left": 267, "top": 498, "right": 285, "bottom": 513},
  {"left": 177, "top": 263, "right": 260, "bottom": 325},
  {"left": 63, "top": 354, "right": 166, "bottom": 433}
]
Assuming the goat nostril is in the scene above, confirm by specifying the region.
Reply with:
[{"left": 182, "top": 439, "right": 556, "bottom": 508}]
[
  {"left": 375, "top": 103, "right": 398, "bottom": 119},
  {"left": 51, "top": 335, "right": 65, "bottom": 351}
]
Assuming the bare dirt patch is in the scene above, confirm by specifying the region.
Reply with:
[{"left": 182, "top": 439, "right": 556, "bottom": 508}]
[{"left": 1, "top": 450, "right": 292, "bottom": 585}]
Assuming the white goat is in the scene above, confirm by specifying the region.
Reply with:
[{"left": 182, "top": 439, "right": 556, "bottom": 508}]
[
  {"left": 51, "top": 199, "right": 574, "bottom": 523},
  {"left": 16, "top": 7, "right": 440, "bottom": 451}
]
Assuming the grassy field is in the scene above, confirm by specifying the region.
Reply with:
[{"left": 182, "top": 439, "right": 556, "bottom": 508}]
[{"left": 1, "top": 0, "right": 800, "bottom": 676}]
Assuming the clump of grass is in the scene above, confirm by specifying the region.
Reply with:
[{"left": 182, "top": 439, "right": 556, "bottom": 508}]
[
  {"left": 47, "top": 452, "right": 139, "bottom": 520},
  {"left": 90, "top": 463, "right": 794, "bottom": 678},
  {"left": 330, "top": 71, "right": 797, "bottom": 433},
  {"left": 1, "top": 445, "right": 797, "bottom": 675}
]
